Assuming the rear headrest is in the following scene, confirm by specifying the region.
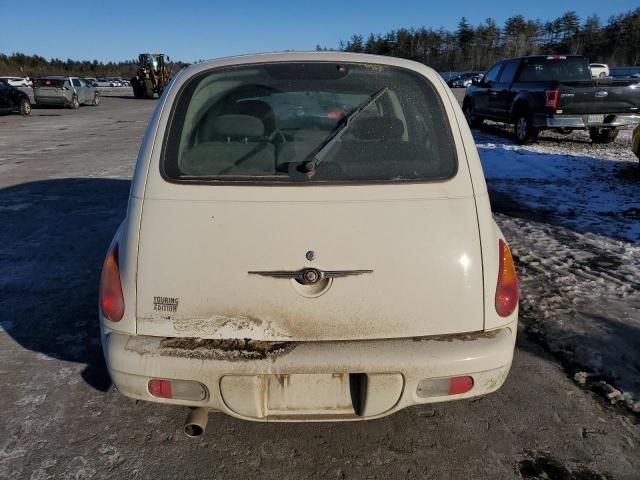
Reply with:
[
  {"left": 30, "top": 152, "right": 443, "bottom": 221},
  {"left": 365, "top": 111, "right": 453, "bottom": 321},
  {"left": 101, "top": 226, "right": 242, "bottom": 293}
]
[
  {"left": 211, "top": 114, "right": 265, "bottom": 138},
  {"left": 231, "top": 100, "right": 276, "bottom": 134},
  {"left": 351, "top": 117, "right": 405, "bottom": 140}
]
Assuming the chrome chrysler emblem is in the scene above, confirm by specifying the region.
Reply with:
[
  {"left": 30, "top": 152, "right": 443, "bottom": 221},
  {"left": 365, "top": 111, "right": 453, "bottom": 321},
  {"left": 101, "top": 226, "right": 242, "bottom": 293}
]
[{"left": 248, "top": 268, "right": 373, "bottom": 285}]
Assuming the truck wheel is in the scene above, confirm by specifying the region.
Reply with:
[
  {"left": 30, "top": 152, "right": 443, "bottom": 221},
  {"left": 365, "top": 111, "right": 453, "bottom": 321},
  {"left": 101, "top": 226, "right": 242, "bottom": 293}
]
[
  {"left": 19, "top": 98, "right": 32, "bottom": 116},
  {"left": 514, "top": 112, "right": 538, "bottom": 144},
  {"left": 71, "top": 95, "right": 79, "bottom": 109},
  {"left": 463, "top": 102, "right": 483, "bottom": 128},
  {"left": 92, "top": 92, "right": 100, "bottom": 106},
  {"left": 144, "top": 79, "right": 154, "bottom": 99},
  {"left": 589, "top": 127, "right": 618, "bottom": 144}
]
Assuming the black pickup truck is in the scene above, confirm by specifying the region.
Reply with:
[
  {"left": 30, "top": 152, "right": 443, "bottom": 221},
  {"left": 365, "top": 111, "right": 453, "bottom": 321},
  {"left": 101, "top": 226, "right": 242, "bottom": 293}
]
[{"left": 462, "top": 55, "right": 640, "bottom": 144}]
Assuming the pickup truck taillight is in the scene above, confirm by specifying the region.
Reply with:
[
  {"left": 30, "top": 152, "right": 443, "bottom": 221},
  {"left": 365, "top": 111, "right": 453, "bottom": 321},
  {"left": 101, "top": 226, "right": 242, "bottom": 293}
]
[
  {"left": 495, "top": 239, "right": 518, "bottom": 317},
  {"left": 100, "top": 243, "right": 125, "bottom": 321},
  {"left": 545, "top": 89, "right": 559, "bottom": 110}
]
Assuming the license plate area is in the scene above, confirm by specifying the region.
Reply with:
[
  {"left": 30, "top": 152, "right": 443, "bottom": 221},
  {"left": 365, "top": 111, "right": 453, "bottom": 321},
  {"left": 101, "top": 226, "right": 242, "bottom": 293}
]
[
  {"left": 587, "top": 114, "right": 605, "bottom": 124},
  {"left": 267, "top": 374, "right": 354, "bottom": 415},
  {"left": 220, "top": 373, "right": 403, "bottom": 420}
]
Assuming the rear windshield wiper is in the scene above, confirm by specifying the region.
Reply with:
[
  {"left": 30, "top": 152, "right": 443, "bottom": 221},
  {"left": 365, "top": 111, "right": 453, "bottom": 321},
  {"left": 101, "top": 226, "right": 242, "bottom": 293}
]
[{"left": 304, "top": 87, "right": 388, "bottom": 177}]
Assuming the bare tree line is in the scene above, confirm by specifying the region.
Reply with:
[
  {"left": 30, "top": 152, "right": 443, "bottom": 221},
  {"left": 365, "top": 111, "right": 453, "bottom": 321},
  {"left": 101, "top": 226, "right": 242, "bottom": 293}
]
[
  {"left": 326, "top": 8, "right": 640, "bottom": 71},
  {"left": 0, "top": 53, "right": 188, "bottom": 78}
]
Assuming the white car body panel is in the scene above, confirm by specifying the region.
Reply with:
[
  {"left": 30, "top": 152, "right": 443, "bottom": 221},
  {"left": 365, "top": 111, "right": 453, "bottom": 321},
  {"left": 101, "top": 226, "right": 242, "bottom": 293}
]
[
  {"left": 0, "top": 76, "right": 29, "bottom": 87},
  {"left": 589, "top": 63, "right": 610, "bottom": 78},
  {"left": 100, "top": 52, "right": 518, "bottom": 421}
]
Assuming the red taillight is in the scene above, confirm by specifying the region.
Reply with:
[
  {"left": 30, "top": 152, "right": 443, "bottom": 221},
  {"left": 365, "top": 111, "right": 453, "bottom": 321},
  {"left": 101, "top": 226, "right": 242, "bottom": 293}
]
[
  {"left": 417, "top": 375, "right": 475, "bottom": 397},
  {"left": 99, "top": 243, "right": 124, "bottom": 321},
  {"left": 326, "top": 108, "right": 345, "bottom": 119},
  {"left": 545, "top": 89, "right": 559, "bottom": 109},
  {"left": 495, "top": 239, "right": 518, "bottom": 317},
  {"left": 448, "top": 376, "right": 474, "bottom": 395},
  {"left": 148, "top": 379, "right": 173, "bottom": 399}
]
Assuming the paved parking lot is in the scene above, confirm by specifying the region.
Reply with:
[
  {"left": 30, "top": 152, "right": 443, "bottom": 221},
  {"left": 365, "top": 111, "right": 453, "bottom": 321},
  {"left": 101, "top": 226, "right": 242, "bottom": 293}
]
[{"left": 0, "top": 91, "right": 638, "bottom": 479}]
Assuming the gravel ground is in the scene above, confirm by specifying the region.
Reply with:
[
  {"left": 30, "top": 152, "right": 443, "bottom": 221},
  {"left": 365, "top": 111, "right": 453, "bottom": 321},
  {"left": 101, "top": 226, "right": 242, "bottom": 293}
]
[{"left": 0, "top": 92, "right": 639, "bottom": 479}]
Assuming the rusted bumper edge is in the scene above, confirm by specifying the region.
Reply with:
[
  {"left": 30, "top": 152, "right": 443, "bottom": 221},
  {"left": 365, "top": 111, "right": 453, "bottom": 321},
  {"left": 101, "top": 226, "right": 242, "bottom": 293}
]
[{"left": 102, "top": 320, "right": 517, "bottom": 422}]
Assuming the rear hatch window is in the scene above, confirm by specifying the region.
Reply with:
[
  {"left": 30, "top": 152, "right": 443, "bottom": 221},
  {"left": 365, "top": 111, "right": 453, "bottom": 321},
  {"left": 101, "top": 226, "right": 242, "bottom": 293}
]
[
  {"left": 35, "top": 78, "right": 64, "bottom": 88},
  {"left": 162, "top": 62, "right": 457, "bottom": 183}
]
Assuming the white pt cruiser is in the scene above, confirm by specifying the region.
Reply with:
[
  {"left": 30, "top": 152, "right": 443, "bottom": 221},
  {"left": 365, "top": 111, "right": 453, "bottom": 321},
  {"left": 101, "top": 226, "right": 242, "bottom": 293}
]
[{"left": 99, "top": 52, "right": 518, "bottom": 435}]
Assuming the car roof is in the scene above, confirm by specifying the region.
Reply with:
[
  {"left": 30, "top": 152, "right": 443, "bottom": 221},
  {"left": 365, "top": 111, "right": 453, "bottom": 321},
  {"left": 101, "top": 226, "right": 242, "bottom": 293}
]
[
  {"left": 176, "top": 51, "right": 439, "bottom": 83},
  {"left": 39, "top": 75, "right": 68, "bottom": 80}
]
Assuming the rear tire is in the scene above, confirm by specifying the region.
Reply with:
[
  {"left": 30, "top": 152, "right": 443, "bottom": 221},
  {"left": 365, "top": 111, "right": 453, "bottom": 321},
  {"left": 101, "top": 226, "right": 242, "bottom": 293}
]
[
  {"left": 19, "top": 98, "right": 31, "bottom": 116},
  {"left": 514, "top": 111, "right": 538, "bottom": 144},
  {"left": 132, "top": 82, "right": 142, "bottom": 99},
  {"left": 144, "top": 79, "right": 154, "bottom": 99},
  {"left": 71, "top": 95, "right": 79, "bottom": 109},
  {"left": 589, "top": 127, "right": 618, "bottom": 144},
  {"left": 92, "top": 92, "right": 100, "bottom": 106},
  {"left": 463, "top": 101, "right": 484, "bottom": 128}
]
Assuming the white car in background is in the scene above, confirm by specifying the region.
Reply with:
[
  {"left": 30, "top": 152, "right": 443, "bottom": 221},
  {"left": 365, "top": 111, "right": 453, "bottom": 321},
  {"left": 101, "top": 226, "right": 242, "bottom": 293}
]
[
  {"left": 96, "top": 77, "right": 120, "bottom": 87},
  {"left": 0, "top": 76, "right": 32, "bottom": 87},
  {"left": 589, "top": 63, "right": 610, "bottom": 78},
  {"left": 99, "top": 52, "right": 519, "bottom": 436}
]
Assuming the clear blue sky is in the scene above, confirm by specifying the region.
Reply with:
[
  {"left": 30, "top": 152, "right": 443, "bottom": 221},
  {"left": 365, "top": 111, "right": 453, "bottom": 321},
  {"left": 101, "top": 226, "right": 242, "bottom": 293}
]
[{"left": 1, "top": 0, "right": 637, "bottom": 62}]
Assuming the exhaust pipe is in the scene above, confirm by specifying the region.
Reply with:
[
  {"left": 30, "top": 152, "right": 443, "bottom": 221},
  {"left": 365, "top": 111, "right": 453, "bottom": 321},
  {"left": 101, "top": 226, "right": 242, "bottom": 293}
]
[{"left": 184, "top": 407, "right": 209, "bottom": 438}]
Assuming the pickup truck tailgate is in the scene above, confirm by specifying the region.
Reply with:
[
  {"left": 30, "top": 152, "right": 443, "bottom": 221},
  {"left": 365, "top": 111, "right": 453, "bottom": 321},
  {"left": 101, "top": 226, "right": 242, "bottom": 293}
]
[{"left": 557, "top": 79, "right": 640, "bottom": 115}]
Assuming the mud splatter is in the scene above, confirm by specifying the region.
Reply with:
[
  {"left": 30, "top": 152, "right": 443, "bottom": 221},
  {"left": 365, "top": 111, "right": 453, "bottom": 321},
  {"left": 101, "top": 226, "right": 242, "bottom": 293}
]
[
  {"left": 140, "top": 312, "right": 292, "bottom": 339},
  {"left": 412, "top": 329, "right": 501, "bottom": 343},
  {"left": 172, "top": 314, "right": 291, "bottom": 339},
  {"left": 159, "top": 337, "right": 295, "bottom": 361}
]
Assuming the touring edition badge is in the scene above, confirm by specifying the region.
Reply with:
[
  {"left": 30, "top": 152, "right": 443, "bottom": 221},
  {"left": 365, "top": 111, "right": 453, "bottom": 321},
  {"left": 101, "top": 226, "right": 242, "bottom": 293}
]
[{"left": 153, "top": 296, "right": 179, "bottom": 312}]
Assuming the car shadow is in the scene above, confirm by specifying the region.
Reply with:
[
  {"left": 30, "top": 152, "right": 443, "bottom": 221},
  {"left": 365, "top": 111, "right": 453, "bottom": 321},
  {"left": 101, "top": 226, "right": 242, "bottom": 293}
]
[
  {"left": 0, "top": 178, "right": 130, "bottom": 391},
  {"left": 101, "top": 95, "right": 154, "bottom": 101}
]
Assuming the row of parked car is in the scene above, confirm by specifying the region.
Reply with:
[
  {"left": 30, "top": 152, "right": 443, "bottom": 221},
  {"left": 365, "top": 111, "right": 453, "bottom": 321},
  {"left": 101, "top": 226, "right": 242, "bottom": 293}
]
[
  {"left": 0, "top": 75, "right": 132, "bottom": 89},
  {"left": 88, "top": 77, "right": 131, "bottom": 87},
  {"left": 0, "top": 75, "right": 102, "bottom": 115},
  {"left": 0, "top": 72, "right": 137, "bottom": 115}
]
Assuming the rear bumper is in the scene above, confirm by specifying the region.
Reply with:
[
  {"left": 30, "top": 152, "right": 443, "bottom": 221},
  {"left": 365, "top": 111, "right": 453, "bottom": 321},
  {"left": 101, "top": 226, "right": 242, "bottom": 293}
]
[
  {"left": 102, "top": 320, "right": 517, "bottom": 421},
  {"left": 34, "top": 95, "right": 69, "bottom": 106},
  {"left": 535, "top": 113, "right": 640, "bottom": 129}
]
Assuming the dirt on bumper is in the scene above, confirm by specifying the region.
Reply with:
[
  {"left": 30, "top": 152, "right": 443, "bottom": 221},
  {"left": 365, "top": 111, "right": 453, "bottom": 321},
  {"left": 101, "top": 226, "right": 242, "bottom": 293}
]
[{"left": 102, "top": 322, "right": 517, "bottom": 421}]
